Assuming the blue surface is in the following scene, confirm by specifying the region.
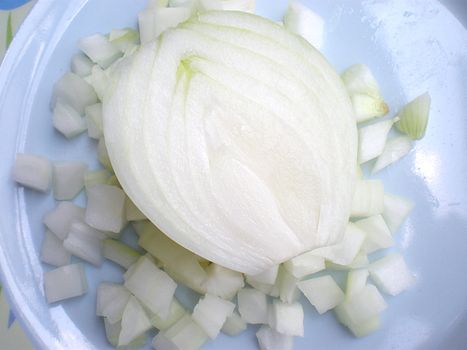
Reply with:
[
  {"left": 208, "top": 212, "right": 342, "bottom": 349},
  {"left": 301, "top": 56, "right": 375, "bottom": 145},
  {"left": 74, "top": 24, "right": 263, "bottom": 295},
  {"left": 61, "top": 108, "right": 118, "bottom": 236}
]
[
  {"left": 0, "top": 0, "right": 466, "bottom": 349},
  {"left": 0, "top": 0, "right": 32, "bottom": 10}
]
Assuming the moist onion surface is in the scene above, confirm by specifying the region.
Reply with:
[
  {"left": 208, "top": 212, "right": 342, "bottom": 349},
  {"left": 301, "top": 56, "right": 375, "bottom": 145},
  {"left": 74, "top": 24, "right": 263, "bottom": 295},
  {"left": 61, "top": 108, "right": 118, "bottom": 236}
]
[{"left": 103, "top": 11, "right": 357, "bottom": 274}]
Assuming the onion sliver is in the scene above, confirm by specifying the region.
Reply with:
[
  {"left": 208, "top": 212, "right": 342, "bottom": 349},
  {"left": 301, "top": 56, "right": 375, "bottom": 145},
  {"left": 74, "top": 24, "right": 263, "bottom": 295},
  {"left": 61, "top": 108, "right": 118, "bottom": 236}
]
[{"left": 103, "top": 11, "right": 357, "bottom": 274}]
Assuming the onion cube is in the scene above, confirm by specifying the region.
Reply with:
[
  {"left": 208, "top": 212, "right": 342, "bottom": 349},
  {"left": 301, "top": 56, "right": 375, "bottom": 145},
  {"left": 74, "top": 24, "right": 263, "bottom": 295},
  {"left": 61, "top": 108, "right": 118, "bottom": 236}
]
[
  {"left": 269, "top": 301, "right": 304, "bottom": 337},
  {"left": 247, "top": 264, "right": 279, "bottom": 285},
  {"left": 78, "top": 33, "right": 122, "bottom": 69},
  {"left": 84, "top": 169, "right": 111, "bottom": 190},
  {"left": 335, "top": 284, "right": 387, "bottom": 325},
  {"left": 53, "top": 161, "right": 88, "bottom": 200},
  {"left": 118, "top": 296, "right": 151, "bottom": 347},
  {"left": 96, "top": 282, "right": 131, "bottom": 323},
  {"left": 85, "top": 184, "right": 126, "bottom": 233},
  {"left": 237, "top": 288, "right": 268, "bottom": 324},
  {"left": 64, "top": 221, "right": 103, "bottom": 266},
  {"left": 283, "top": 251, "right": 325, "bottom": 279},
  {"left": 70, "top": 53, "right": 93, "bottom": 77},
  {"left": 43, "top": 201, "right": 85, "bottom": 240},
  {"left": 52, "top": 72, "right": 97, "bottom": 115},
  {"left": 276, "top": 266, "right": 300, "bottom": 303},
  {"left": 152, "top": 315, "right": 208, "bottom": 350},
  {"left": 355, "top": 215, "right": 394, "bottom": 254},
  {"left": 256, "top": 325, "right": 293, "bottom": 350},
  {"left": 103, "top": 318, "right": 147, "bottom": 348},
  {"left": 221, "top": 311, "right": 247, "bottom": 336},
  {"left": 13, "top": 153, "right": 52, "bottom": 192},
  {"left": 146, "top": 298, "right": 186, "bottom": 331},
  {"left": 382, "top": 193, "right": 414, "bottom": 233},
  {"left": 297, "top": 275, "right": 344, "bottom": 314},
  {"left": 369, "top": 253, "right": 415, "bottom": 296},
  {"left": 345, "top": 269, "right": 369, "bottom": 299},
  {"left": 40, "top": 230, "right": 71, "bottom": 267},
  {"left": 85, "top": 103, "right": 103, "bottom": 139},
  {"left": 202, "top": 264, "right": 244, "bottom": 300},
  {"left": 192, "top": 294, "right": 235, "bottom": 338},
  {"left": 351, "top": 180, "right": 384, "bottom": 218},
  {"left": 53, "top": 102, "right": 87, "bottom": 138},
  {"left": 44, "top": 264, "right": 87, "bottom": 303},
  {"left": 311, "top": 223, "right": 366, "bottom": 265},
  {"left": 124, "top": 256, "right": 177, "bottom": 319},
  {"left": 103, "top": 239, "right": 141, "bottom": 269}
]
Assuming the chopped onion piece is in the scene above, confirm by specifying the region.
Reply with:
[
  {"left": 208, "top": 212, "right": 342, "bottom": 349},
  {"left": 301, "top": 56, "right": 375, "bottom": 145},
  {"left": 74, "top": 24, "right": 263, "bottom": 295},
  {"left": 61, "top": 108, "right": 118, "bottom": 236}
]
[
  {"left": 192, "top": 294, "right": 235, "bottom": 338},
  {"left": 372, "top": 135, "right": 413, "bottom": 174},
  {"left": 106, "top": 175, "right": 121, "bottom": 188},
  {"left": 124, "top": 256, "right": 177, "bottom": 319},
  {"left": 283, "top": 251, "right": 325, "bottom": 279},
  {"left": 358, "top": 118, "right": 397, "bottom": 164},
  {"left": 139, "top": 225, "right": 207, "bottom": 293},
  {"left": 152, "top": 315, "right": 208, "bottom": 350},
  {"left": 85, "top": 65, "right": 109, "bottom": 101},
  {"left": 256, "top": 325, "right": 293, "bottom": 350},
  {"left": 52, "top": 101, "right": 87, "bottom": 139},
  {"left": 350, "top": 94, "right": 389, "bottom": 123},
  {"left": 44, "top": 263, "right": 87, "bottom": 303},
  {"left": 283, "top": 1, "right": 324, "bottom": 49},
  {"left": 40, "top": 230, "right": 71, "bottom": 267},
  {"left": 43, "top": 201, "right": 85, "bottom": 240},
  {"left": 245, "top": 276, "right": 273, "bottom": 295},
  {"left": 146, "top": 298, "right": 187, "bottom": 331},
  {"left": 237, "top": 288, "right": 269, "bottom": 324},
  {"left": 84, "top": 103, "right": 103, "bottom": 139},
  {"left": 351, "top": 180, "right": 384, "bottom": 218},
  {"left": 276, "top": 266, "right": 300, "bottom": 303},
  {"left": 84, "top": 169, "right": 111, "bottom": 190},
  {"left": 382, "top": 193, "right": 414, "bottom": 233},
  {"left": 13, "top": 153, "right": 52, "bottom": 192},
  {"left": 118, "top": 296, "right": 152, "bottom": 347},
  {"left": 71, "top": 54, "right": 93, "bottom": 77},
  {"left": 355, "top": 215, "right": 394, "bottom": 254},
  {"left": 345, "top": 269, "right": 369, "bottom": 299},
  {"left": 53, "top": 161, "right": 88, "bottom": 200},
  {"left": 326, "top": 250, "right": 369, "bottom": 271},
  {"left": 269, "top": 301, "right": 304, "bottom": 337},
  {"left": 125, "top": 197, "right": 147, "bottom": 221},
  {"left": 341, "top": 64, "right": 388, "bottom": 123},
  {"left": 347, "top": 315, "right": 380, "bottom": 337},
  {"left": 202, "top": 264, "right": 244, "bottom": 300},
  {"left": 78, "top": 33, "right": 122, "bottom": 69},
  {"left": 103, "top": 318, "right": 147, "bottom": 348},
  {"left": 395, "top": 92, "right": 431, "bottom": 140},
  {"left": 297, "top": 275, "right": 344, "bottom": 314},
  {"left": 138, "top": 7, "right": 191, "bottom": 44},
  {"left": 109, "top": 28, "right": 139, "bottom": 53},
  {"left": 64, "top": 222, "right": 103, "bottom": 266},
  {"left": 221, "top": 311, "right": 247, "bottom": 336},
  {"left": 53, "top": 72, "right": 97, "bottom": 115},
  {"left": 247, "top": 264, "right": 279, "bottom": 286},
  {"left": 85, "top": 184, "right": 126, "bottom": 233},
  {"left": 148, "top": 0, "right": 169, "bottom": 8},
  {"left": 96, "top": 282, "right": 131, "bottom": 323},
  {"left": 334, "top": 284, "right": 386, "bottom": 325},
  {"left": 369, "top": 253, "right": 415, "bottom": 296},
  {"left": 311, "top": 223, "right": 366, "bottom": 265},
  {"left": 103, "top": 239, "right": 141, "bottom": 269}
]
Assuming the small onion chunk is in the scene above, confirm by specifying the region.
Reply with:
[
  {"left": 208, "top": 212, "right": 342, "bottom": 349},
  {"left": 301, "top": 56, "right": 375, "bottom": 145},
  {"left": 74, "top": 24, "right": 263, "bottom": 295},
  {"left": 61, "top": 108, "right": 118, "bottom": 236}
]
[
  {"left": 13, "top": 153, "right": 52, "bottom": 192},
  {"left": 44, "top": 264, "right": 87, "bottom": 303}
]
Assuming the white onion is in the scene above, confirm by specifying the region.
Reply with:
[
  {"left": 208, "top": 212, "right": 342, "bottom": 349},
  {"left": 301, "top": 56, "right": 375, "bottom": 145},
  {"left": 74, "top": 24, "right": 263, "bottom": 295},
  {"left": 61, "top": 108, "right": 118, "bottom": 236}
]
[
  {"left": 13, "top": 153, "right": 52, "bottom": 192},
  {"left": 96, "top": 283, "right": 131, "bottom": 323},
  {"left": 237, "top": 288, "right": 268, "bottom": 324},
  {"left": 283, "top": 252, "right": 325, "bottom": 279},
  {"left": 53, "top": 161, "right": 88, "bottom": 200},
  {"left": 221, "top": 311, "right": 247, "bottom": 336},
  {"left": 85, "top": 184, "right": 126, "bottom": 233},
  {"left": 372, "top": 135, "right": 413, "bottom": 174},
  {"left": 355, "top": 214, "right": 394, "bottom": 254},
  {"left": 382, "top": 193, "right": 414, "bottom": 233},
  {"left": 192, "top": 294, "right": 235, "bottom": 338},
  {"left": 297, "top": 275, "right": 344, "bottom": 314},
  {"left": 358, "top": 118, "right": 397, "bottom": 164},
  {"left": 369, "top": 253, "right": 415, "bottom": 296},
  {"left": 52, "top": 72, "right": 97, "bottom": 115},
  {"left": 52, "top": 101, "right": 87, "bottom": 139},
  {"left": 256, "top": 325, "right": 293, "bottom": 350},
  {"left": 43, "top": 201, "right": 85, "bottom": 240},
  {"left": 269, "top": 301, "right": 304, "bottom": 337},
  {"left": 146, "top": 298, "right": 186, "bottom": 331},
  {"left": 118, "top": 296, "right": 152, "bottom": 346},
  {"left": 283, "top": 1, "right": 324, "bottom": 50},
  {"left": 77, "top": 33, "right": 122, "bottom": 69},
  {"left": 43, "top": 264, "right": 87, "bottom": 303},
  {"left": 104, "top": 10, "right": 357, "bottom": 274},
  {"left": 71, "top": 54, "right": 93, "bottom": 77},
  {"left": 40, "top": 230, "right": 71, "bottom": 267},
  {"left": 152, "top": 315, "right": 209, "bottom": 350}
]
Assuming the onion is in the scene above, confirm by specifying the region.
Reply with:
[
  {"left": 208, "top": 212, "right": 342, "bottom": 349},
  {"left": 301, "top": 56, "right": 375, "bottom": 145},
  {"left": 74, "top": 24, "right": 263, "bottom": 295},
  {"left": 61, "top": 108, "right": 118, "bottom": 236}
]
[
  {"left": 96, "top": 282, "right": 131, "bottom": 323},
  {"left": 53, "top": 161, "right": 88, "bottom": 200},
  {"left": 268, "top": 301, "right": 304, "bottom": 337},
  {"left": 283, "top": 252, "right": 325, "bottom": 279},
  {"left": 13, "top": 153, "right": 52, "bottom": 192},
  {"left": 256, "top": 325, "right": 293, "bottom": 350},
  {"left": 118, "top": 296, "right": 152, "bottom": 346},
  {"left": 103, "top": 10, "right": 357, "bottom": 275},
  {"left": 221, "top": 311, "right": 247, "bottom": 336},
  {"left": 283, "top": 1, "right": 324, "bottom": 50},
  {"left": 39, "top": 230, "right": 71, "bottom": 267},
  {"left": 192, "top": 294, "right": 235, "bottom": 338},
  {"left": 146, "top": 298, "right": 187, "bottom": 331},
  {"left": 43, "top": 201, "right": 85, "bottom": 240},
  {"left": 237, "top": 288, "right": 268, "bottom": 324},
  {"left": 297, "top": 275, "right": 344, "bottom": 314},
  {"left": 152, "top": 315, "right": 209, "bottom": 350},
  {"left": 70, "top": 54, "right": 93, "bottom": 77},
  {"left": 43, "top": 264, "right": 87, "bottom": 303},
  {"left": 395, "top": 92, "right": 431, "bottom": 140}
]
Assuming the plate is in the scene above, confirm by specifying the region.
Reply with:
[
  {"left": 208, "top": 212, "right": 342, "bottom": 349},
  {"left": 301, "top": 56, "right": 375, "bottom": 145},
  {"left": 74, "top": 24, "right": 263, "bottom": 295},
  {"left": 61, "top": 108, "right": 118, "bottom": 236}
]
[{"left": 0, "top": 1, "right": 466, "bottom": 349}]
